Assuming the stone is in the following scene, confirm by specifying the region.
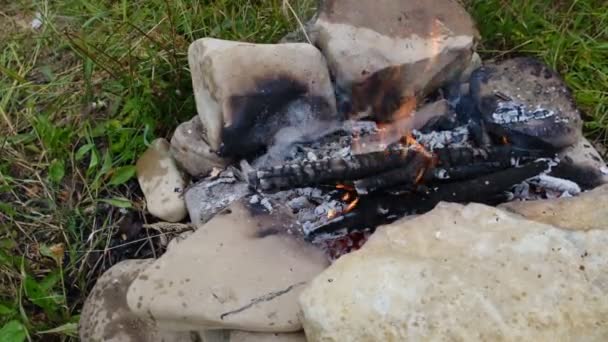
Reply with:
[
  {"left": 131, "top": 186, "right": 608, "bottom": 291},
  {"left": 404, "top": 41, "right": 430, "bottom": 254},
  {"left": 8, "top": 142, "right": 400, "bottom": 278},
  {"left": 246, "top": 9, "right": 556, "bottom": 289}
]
[
  {"left": 470, "top": 57, "right": 583, "bottom": 149},
  {"left": 188, "top": 38, "right": 338, "bottom": 158},
  {"left": 127, "top": 196, "right": 329, "bottom": 333},
  {"left": 300, "top": 202, "right": 608, "bottom": 341},
  {"left": 500, "top": 184, "right": 608, "bottom": 231},
  {"left": 79, "top": 259, "right": 196, "bottom": 342},
  {"left": 201, "top": 331, "right": 307, "bottom": 342},
  {"left": 310, "top": 0, "right": 479, "bottom": 120},
  {"left": 551, "top": 137, "right": 608, "bottom": 189},
  {"left": 136, "top": 138, "right": 188, "bottom": 222},
  {"left": 460, "top": 51, "right": 482, "bottom": 83},
  {"left": 171, "top": 115, "right": 230, "bottom": 177}
]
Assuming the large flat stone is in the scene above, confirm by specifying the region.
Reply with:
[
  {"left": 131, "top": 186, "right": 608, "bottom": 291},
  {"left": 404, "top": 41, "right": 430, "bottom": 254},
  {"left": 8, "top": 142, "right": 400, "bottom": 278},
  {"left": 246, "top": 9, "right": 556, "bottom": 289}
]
[
  {"left": 127, "top": 197, "right": 329, "bottom": 332},
  {"left": 300, "top": 203, "right": 608, "bottom": 341},
  {"left": 310, "top": 0, "right": 478, "bottom": 120},
  {"left": 188, "top": 38, "right": 338, "bottom": 158}
]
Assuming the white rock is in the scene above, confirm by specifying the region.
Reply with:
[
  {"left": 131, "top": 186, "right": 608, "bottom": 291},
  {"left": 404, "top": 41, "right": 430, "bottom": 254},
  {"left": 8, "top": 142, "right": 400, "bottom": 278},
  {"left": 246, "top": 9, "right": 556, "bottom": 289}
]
[
  {"left": 79, "top": 260, "right": 196, "bottom": 342},
  {"left": 127, "top": 197, "right": 329, "bottom": 333},
  {"left": 188, "top": 38, "right": 338, "bottom": 157},
  {"left": 310, "top": 0, "right": 479, "bottom": 120},
  {"left": 136, "top": 139, "right": 188, "bottom": 222},
  {"left": 300, "top": 203, "right": 608, "bottom": 341},
  {"left": 171, "top": 115, "right": 230, "bottom": 177}
]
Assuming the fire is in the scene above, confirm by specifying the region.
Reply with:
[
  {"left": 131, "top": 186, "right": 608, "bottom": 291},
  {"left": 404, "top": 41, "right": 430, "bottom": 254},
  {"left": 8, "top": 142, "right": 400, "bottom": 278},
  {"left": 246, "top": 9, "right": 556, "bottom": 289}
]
[
  {"left": 327, "top": 208, "right": 338, "bottom": 219},
  {"left": 326, "top": 184, "right": 361, "bottom": 220},
  {"left": 345, "top": 197, "right": 360, "bottom": 213}
]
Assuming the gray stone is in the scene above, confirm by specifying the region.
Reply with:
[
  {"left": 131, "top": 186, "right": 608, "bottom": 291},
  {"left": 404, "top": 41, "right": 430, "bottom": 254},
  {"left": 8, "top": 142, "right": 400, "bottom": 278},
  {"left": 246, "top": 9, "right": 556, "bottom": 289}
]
[
  {"left": 310, "top": 0, "right": 479, "bottom": 121},
  {"left": 188, "top": 38, "right": 338, "bottom": 158},
  {"left": 127, "top": 197, "right": 329, "bottom": 333},
  {"left": 136, "top": 138, "right": 188, "bottom": 222},
  {"left": 552, "top": 137, "right": 608, "bottom": 189},
  {"left": 79, "top": 259, "right": 196, "bottom": 342},
  {"left": 471, "top": 57, "right": 583, "bottom": 149},
  {"left": 171, "top": 115, "right": 230, "bottom": 177},
  {"left": 300, "top": 203, "right": 608, "bottom": 341},
  {"left": 500, "top": 184, "right": 608, "bottom": 231}
]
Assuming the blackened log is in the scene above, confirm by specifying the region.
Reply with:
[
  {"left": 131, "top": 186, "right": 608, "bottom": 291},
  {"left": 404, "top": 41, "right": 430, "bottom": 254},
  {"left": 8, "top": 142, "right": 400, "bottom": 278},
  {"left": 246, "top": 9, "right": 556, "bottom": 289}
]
[
  {"left": 354, "top": 152, "right": 433, "bottom": 194},
  {"left": 308, "top": 160, "right": 550, "bottom": 238},
  {"left": 433, "top": 145, "right": 551, "bottom": 168},
  {"left": 248, "top": 145, "right": 424, "bottom": 192}
]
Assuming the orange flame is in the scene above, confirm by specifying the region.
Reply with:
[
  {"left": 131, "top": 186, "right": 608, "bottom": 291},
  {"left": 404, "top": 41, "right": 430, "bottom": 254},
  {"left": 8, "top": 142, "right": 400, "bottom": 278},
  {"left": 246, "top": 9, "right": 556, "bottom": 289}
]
[
  {"left": 345, "top": 197, "right": 360, "bottom": 213},
  {"left": 327, "top": 209, "right": 338, "bottom": 219}
]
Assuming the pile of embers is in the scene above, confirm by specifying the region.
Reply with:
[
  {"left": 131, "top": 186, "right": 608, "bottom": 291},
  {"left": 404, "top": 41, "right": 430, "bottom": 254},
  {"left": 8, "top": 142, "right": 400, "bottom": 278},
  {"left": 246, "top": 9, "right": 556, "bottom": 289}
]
[{"left": 183, "top": 57, "right": 607, "bottom": 260}]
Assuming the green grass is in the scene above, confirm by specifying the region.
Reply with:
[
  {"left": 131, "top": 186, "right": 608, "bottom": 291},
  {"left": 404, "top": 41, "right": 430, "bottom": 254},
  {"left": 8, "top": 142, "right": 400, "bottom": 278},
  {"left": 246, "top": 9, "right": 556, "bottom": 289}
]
[{"left": 0, "top": 0, "right": 606, "bottom": 340}]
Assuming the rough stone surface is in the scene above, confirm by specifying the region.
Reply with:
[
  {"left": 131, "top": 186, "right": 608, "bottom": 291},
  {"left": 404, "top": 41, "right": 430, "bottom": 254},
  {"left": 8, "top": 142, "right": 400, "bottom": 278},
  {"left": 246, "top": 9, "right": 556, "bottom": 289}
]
[
  {"left": 500, "top": 184, "right": 608, "bottom": 231},
  {"left": 188, "top": 38, "right": 338, "bottom": 158},
  {"left": 127, "top": 197, "right": 329, "bottom": 333},
  {"left": 136, "top": 138, "right": 188, "bottom": 222},
  {"left": 552, "top": 137, "right": 608, "bottom": 189},
  {"left": 310, "top": 0, "right": 478, "bottom": 120},
  {"left": 171, "top": 115, "right": 230, "bottom": 177},
  {"left": 471, "top": 57, "right": 583, "bottom": 149},
  {"left": 201, "top": 330, "right": 307, "bottom": 342},
  {"left": 79, "top": 259, "right": 196, "bottom": 342},
  {"left": 300, "top": 202, "right": 608, "bottom": 341}
]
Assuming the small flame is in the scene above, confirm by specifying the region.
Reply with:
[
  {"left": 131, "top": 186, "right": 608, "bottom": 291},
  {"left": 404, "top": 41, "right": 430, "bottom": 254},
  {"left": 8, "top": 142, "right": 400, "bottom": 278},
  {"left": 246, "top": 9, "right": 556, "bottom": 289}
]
[
  {"left": 327, "top": 209, "right": 338, "bottom": 219},
  {"left": 345, "top": 197, "right": 360, "bottom": 213},
  {"left": 501, "top": 136, "right": 509, "bottom": 145},
  {"left": 342, "top": 192, "right": 352, "bottom": 202}
]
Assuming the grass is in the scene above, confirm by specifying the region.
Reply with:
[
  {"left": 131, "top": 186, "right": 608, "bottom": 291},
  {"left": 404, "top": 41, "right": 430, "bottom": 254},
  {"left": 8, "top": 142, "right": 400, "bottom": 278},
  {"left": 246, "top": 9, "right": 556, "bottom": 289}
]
[{"left": 0, "top": 0, "right": 606, "bottom": 340}]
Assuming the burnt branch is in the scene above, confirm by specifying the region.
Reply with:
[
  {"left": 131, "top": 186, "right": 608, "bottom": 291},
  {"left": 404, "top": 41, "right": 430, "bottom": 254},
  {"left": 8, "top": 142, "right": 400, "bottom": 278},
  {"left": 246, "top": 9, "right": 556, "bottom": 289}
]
[
  {"left": 247, "top": 145, "right": 424, "bottom": 192},
  {"left": 309, "top": 160, "right": 550, "bottom": 238}
]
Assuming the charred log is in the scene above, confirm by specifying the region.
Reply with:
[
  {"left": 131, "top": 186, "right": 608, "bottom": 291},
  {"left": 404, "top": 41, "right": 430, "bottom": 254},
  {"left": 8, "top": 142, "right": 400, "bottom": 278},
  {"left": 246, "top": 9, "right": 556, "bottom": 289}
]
[
  {"left": 247, "top": 145, "right": 424, "bottom": 192},
  {"left": 354, "top": 152, "right": 432, "bottom": 194},
  {"left": 308, "top": 160, "right": 550, "bottom": 238}
]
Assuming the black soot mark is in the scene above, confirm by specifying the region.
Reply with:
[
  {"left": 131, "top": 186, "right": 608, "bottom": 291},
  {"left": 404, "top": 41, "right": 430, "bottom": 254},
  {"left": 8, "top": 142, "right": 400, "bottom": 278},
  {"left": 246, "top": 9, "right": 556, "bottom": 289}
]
[{"left": 219, "top": 76, "right": 308, "bottom": 158}]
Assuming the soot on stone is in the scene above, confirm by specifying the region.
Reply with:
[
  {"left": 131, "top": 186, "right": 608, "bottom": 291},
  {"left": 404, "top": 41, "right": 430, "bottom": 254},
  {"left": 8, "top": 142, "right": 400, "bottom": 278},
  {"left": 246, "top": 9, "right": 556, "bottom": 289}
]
[
  {"left": 350, "top": 65, "right": 411, "bottom": 122},
  {"left": 470, "top": 57, "right": 582, "bottom": 151},
  {"left": 219, "top": 76, "right": 333, "bottom": 159}
]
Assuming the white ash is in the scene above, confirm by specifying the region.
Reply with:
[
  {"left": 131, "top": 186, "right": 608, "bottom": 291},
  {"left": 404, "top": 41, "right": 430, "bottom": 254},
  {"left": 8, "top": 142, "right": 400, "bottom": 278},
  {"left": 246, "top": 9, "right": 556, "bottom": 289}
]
[
  {"left": 412, "top": 125, "right": 471, "bottom": 151},
  {"left": 491, "top": 101, "right": 558, "bottom": 125},
  {"left": 528, "top": 175, "right": 581, "bottom": 196}
]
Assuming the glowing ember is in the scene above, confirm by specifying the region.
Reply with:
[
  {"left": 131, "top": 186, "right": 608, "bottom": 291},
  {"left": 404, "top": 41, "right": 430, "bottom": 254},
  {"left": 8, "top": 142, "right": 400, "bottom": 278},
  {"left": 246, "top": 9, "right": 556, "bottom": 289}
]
[
  {"left": 327, "top": 208, "right": 338, "bottom": 219},
  {"left": 345, "top": 197, "right": 360, "bottom": 213}
]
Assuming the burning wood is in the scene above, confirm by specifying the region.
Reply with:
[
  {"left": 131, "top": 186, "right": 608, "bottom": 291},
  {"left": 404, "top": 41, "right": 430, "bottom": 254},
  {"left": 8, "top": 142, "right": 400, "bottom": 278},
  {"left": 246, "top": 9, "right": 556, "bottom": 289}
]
[{"left": 247, "top": 144, "right": 424, "bottom": 192}]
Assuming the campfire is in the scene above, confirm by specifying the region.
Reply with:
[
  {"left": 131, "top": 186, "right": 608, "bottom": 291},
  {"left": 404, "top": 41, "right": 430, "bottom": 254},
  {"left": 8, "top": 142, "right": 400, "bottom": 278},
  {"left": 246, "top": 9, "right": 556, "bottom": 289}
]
[{"left": 183, "top": 52, "right": 601, "bottom": 260}]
